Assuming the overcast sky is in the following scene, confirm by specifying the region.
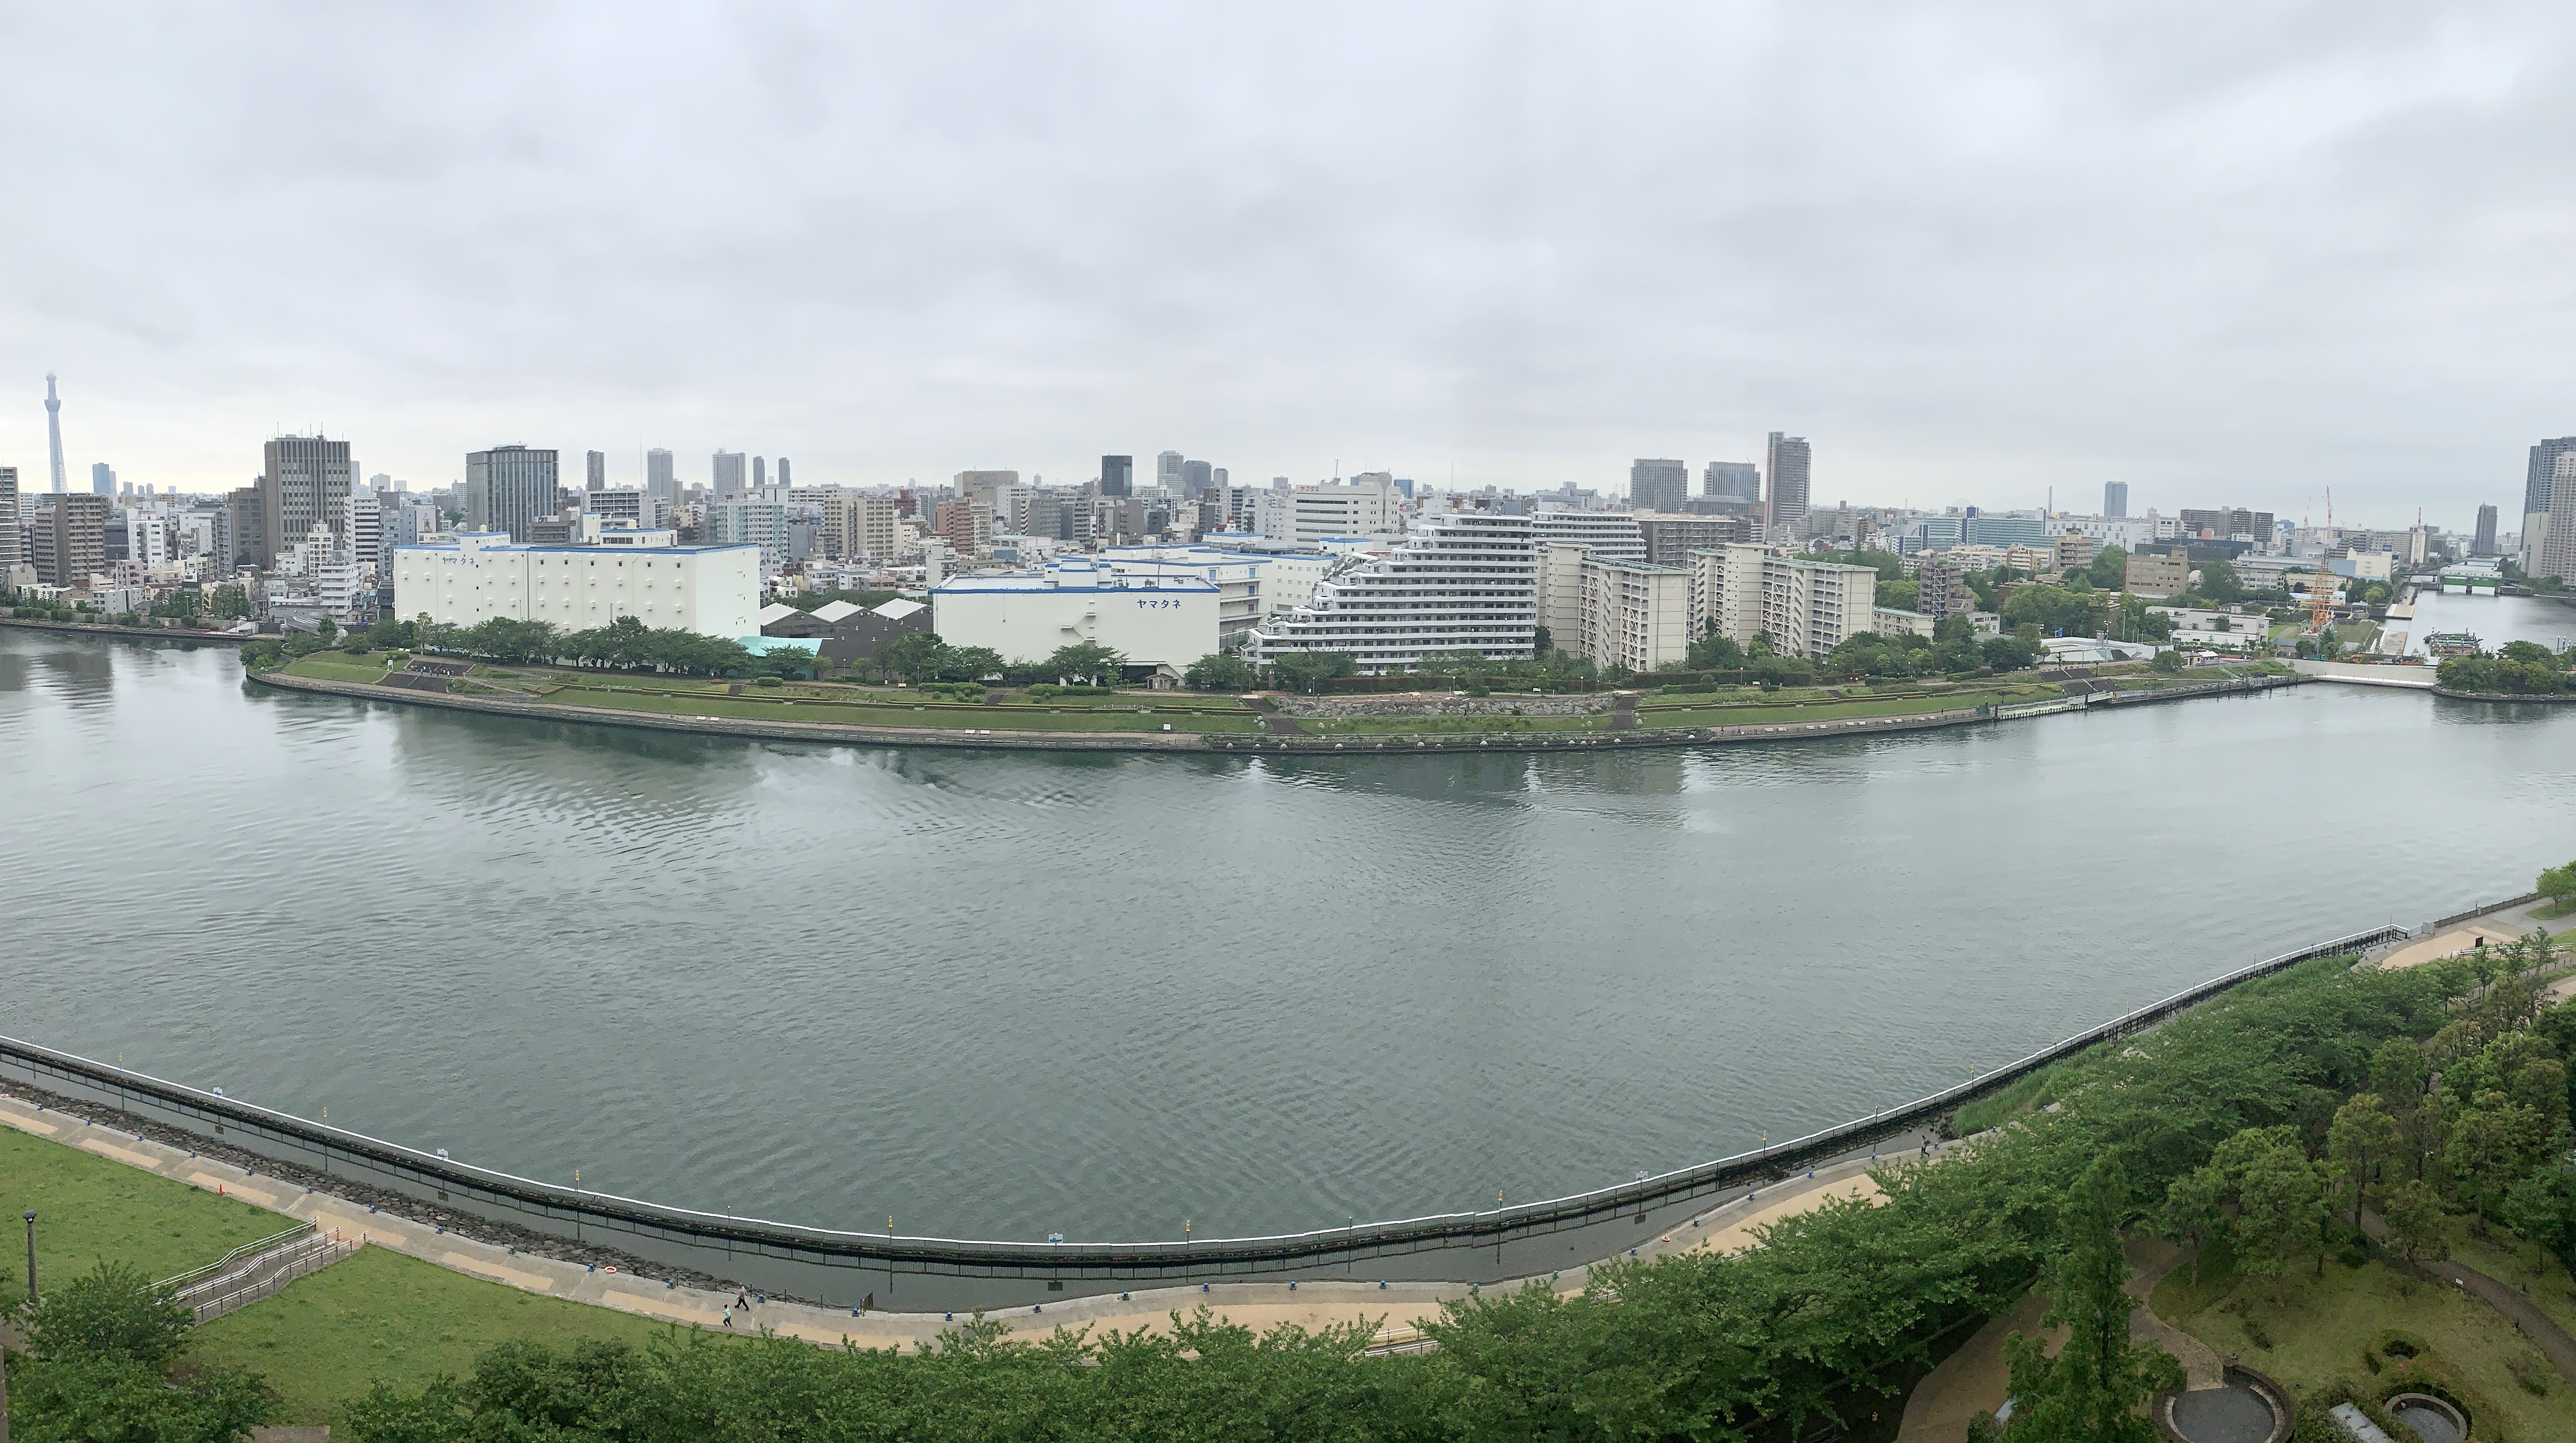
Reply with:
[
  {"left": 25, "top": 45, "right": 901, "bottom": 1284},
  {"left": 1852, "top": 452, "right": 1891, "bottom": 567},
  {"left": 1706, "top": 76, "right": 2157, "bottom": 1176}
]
[{"left": 2, "top": 2, "right": 2571, "bottom": 529}]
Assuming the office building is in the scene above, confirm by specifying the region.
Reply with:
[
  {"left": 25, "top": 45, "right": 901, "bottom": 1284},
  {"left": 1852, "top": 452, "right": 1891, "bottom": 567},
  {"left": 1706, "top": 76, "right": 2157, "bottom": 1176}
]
[
  {"left": 225, "top": 486, "right": 264, "bottom": 570},
  {"left": 581, "top": 451, "right": 604, "bottom": 490},
  {"left": 2103, "top": 481, "right": 2129, "bottom": 518},
  {"left": 1629, "top": 458, "right": 1689, "bottom": 513},
  {"left": 1705, "top": 461, "right": 1762, "bottom": 508},
  {"left": 1156, "top": 451, "right": 1185, "bottom": 493},
  {"left": 645, "top": 449, "right": 677, "bottom": 512},
  {"left": 2473, "top": 504, "right": 2498, "bottom": 557},
  {"left": 2179, "top": 507, "right": 2273, "bottom": 542},
  {"left": 2529, "top": 438, "right": 2576, "bottom": 522},
  {"left": 712, "top": 451, "right": 746, "bottom": 496},
  {"left": 1964, "top": 514, "right": 2050, "bottom": 548},
  {"left": 2124, "top": 549, "right": 2191, "bottom": 597},
  {"left": 256, "top": 435, "right": 355, "bottom": 570},
  {"left": 31, "top": 494, "right": 111, "bottom": 586},
  {"left": 812, "top": 493, "right": 899, "bottom": 560},
  {"left": 0, "top": 467, "right": 17, "bottom": 570},
  {"left": 932, "top": 557, "right": 1219, "bottom": 669},
  {"left": 394, "top": 522, "right": 758, "bottom": 636},
  {"left": 91, "top": 462, "right": 116, "bottom": 497},
  {"left": 1765, "top": 433, "right": 1812, "bottom": 535},
  {"left": 1270, "top": 476, "right": 1402, "bottom": 544},
  {"left": 1181, "top": 459, "right": 1213, "bottom": 497},
  {"left": 464, "top": 445, "right": 558, "bottom": 542},
  {"left": 1101, "top": 455, "right": 1134, "bottom": 498},
  {"left": 342, "top": 493, "right": 386, "bottom": 575},
  {"left": 1250, "top": 512, "right": 1539, "bottom": 673}
]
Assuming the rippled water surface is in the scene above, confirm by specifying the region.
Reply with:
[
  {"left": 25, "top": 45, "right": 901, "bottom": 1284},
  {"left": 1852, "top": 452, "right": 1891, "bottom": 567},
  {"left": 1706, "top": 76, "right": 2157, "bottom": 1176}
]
[{"left": 5, "top": 631, "right": 2572, "bottom": 1240}]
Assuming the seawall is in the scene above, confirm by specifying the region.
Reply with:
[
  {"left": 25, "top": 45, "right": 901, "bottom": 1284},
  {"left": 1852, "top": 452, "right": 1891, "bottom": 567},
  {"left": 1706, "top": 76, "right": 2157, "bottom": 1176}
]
[
  {"left": 0, "top": 617, "right": 249, "bottom": 645},
  {"left": 245, "top": 667, "right": 2306, "bottom": 756}
]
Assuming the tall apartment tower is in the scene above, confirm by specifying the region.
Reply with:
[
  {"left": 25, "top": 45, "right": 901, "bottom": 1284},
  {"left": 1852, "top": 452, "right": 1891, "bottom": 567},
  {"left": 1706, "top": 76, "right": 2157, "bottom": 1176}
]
[
  {"left": 0, "top": 467, "right": 19, "bottom": 569},
  {"left": 2545, "top": 452, "right": 2576, "bottom": 583},
  {"left": 2103, "top": 481, "right": 2129, "bottom": 519},
  {"left": 2472, "top": 504, "right": 2498, "bottom": 556},
  {"left": 1629, "top": 459, "right": 1689, "bottom": 512},
  {"left": 645, "top": 449, "right": 677, "bottom": 511},
  {"left": 2529, "top": 438, "right": 2576, "bottom": 522},
  {"left": 256, "top": 435, "right": 354, "bottom": 569},
  {"left": 33, "top": 494, "right": 110, "bottom": 585},
  {"left": 1764, "top": 432, "right": 1812, "bottom": 536},
  {"left": 1100, "top": 455, "right": 1133, "bottom": 498},
  {"left": 776, "top": 457, "right": 791, "bottom": 488},
  {"left": 586, "top": 450, "right": 606, "bottom": 490},
  {"left": 712, "top": 450, "right": 746, "bottom": 496},
  {"left": 44, "top": 373, "right": 66, "bottom": 493},
  {"left": 465, "top": 445, "right": 559, "bottom": 542},
  {"left": 753, "top": 456, "right": 768, "bottom": 490}
]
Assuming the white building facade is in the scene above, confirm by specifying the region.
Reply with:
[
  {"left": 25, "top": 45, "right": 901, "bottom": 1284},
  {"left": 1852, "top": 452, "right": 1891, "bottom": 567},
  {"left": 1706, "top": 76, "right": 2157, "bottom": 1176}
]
[
  {"left": 930, "top": 557, "right": 1219, "bottom": 667},
  {"left": 1576, "top": 558, "right": 1693, "bottom": 671},
  {"left": 1248, "top": 512, "right": 1538, "bottom": 673},
  {"left": 394, "top": 527, "right": 759, "bottom": 637}
]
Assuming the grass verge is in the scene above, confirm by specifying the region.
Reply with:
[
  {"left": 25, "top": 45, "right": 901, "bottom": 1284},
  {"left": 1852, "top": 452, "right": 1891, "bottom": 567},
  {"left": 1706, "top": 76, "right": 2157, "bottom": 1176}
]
[
  {"left": 193, "top": 1244, "right": 706, "bottom": 1424},
  {"left": 2152, "top": 1239, "right": 2576, "bottom": 1441},
  {"left": 0, "top": 1122, "right": 284, "bottom": 1282}
]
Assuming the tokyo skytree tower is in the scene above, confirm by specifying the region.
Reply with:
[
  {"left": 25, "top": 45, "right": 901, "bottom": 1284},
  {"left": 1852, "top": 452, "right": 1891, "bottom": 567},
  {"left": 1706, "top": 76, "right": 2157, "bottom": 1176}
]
[{"left": 45, "top": 373, "right": 66, "bottom": 493}]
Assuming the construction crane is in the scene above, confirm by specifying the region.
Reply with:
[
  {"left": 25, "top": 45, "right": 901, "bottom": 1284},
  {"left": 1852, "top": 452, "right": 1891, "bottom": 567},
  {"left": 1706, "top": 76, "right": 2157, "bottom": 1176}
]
[{"left": 2307, "top": 488, "right": 2339, "bottom": 639}]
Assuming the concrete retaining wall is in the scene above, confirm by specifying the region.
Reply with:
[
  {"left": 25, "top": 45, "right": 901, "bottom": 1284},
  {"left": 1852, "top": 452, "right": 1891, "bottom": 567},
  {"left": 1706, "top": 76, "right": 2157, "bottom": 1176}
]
[{"left": 0, "top": 617, "right": 249, "bottom": 645}]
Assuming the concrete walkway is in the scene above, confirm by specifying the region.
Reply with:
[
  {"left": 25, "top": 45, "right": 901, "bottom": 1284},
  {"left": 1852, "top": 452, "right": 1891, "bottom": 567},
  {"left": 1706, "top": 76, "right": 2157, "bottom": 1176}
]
[
  {"left": 0, "top": 1089, "right": 1924, "bottom": 1353},
  {"left": 2356, "top": 1209, "right": 2576, "bottom": 1386}
]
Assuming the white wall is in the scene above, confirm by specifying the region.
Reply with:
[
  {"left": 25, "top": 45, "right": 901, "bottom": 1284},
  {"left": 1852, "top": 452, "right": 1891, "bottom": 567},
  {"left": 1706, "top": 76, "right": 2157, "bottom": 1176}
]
[
  {"left": 394, "top": 532, "right": 759, "bottom": 637},
  {"left": 932, "top": 569, "right": 1220, "bottom": 667}
]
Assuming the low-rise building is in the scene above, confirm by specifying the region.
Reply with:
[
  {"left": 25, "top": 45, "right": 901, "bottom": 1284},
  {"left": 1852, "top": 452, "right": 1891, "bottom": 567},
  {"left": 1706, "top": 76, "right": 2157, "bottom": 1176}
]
[
  {"left": 2051, "top": 531, "right": 2095, "bottom": 573},
  {"left": 932, "top": 557, "right": 1219, "bottom": 667},
  {"left": 1873, "top": 607, "right": 1935, "bottom": 639},
  {"left": 2124, "top": 549, "right": 2191, "bottom": 597},
  {"left": 393, "top": 523, "right": 758, "bottom": 636}
]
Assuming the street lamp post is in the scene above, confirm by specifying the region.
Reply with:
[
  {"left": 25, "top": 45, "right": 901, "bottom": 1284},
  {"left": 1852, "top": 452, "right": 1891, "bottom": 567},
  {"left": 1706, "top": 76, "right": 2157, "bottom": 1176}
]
[{"left": 22, "top": 1210, "right": 36, "bottom": 1306}]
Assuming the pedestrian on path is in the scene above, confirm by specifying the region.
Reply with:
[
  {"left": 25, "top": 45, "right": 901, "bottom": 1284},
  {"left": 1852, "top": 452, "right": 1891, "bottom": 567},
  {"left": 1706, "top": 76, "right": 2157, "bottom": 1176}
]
[{"left": 722, "top": 1305, "right": 734, "bottom": 1328}]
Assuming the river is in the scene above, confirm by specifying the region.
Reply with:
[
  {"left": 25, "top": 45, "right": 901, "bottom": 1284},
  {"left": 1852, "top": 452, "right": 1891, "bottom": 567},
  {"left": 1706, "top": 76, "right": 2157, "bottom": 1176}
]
[{"left": 4, "top": 629, "right": 2571, "bottom": 1244}]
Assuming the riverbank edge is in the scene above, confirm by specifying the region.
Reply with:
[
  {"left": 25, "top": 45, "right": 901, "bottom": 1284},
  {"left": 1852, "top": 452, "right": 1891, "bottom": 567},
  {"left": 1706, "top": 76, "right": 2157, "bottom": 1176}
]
[
  {"left": 2431, "top": 687, "right": 2576, "bottom": 703},
  {"left": 242, "top": 668, "right": 2306, "bottom": 754},
  {"left": 0, "top": 616, "right": 248, "bottom": 644}
]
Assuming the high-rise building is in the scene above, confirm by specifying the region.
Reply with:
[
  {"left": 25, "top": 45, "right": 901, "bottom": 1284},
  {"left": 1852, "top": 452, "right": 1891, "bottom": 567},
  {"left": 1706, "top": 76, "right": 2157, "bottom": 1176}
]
[
  {"left": 256, "top": 435, "right": 354, "bottom": 570},
  {"left": 586, "top": 451, "right": 606, "bottom": 490},
  {"left": 1250, "top": 512, "right": 1538, "bottom": 673},
  {"left": 1101, "top": 455, "right": 1133, "bottom": 498},
  {"left": 645, "top": 449, "right": 677, "bottom": 514},
  {"left": 2473, "top": 504, "right": 2499, "bottom": 557},
  {"left": 343, "top": 492, "right": 386, "bottom": 576},
  {"left": 1703, "top": 461, "right": 1762, "bottom": 508},
  {"left": 44, "top": 373, "right": 66, "bottom": 494},
  {"left": 464, "top": 445, "right": 559, "bottom": 542},
  {"left": 776, "top": 457, "right": 792, "bottom": 488},
  {"left": 225, "top": 486, "right": 263, "bottom": 570},
  {"left": 2528, "top": 438, "right": 2576, "bottom": 522},
  {"left": 0, "top": 467, "right": 19, "bottom": 570},
  {"left": 1156, "top": 451, "right": 1185, "bottom": 494},
  {"left": 1182, "top": 459, "right": 1213, "bottom": 497},
  {"left": 1764, "top": 433, "right": 1812, "bottom": 535},
  {"left": 91, "top": 462, "right": 116, "bottom": 497},
  {"left": 31, "top": 494, "right": 110, "bottom": 585},
  {"left": 1629, "top": 458, "right": 1689, "bottom": 512},
  {"left": 753, "top": 456, "right": 768, "bottom": 489},
  {"left": 815, "top": 493, "right": 899, "bottom": 560},
  {"left": 2543, "top": 452, "right": 2576, "bottom": 583},
  {"left": 713, "top": 450, "right": 746, "bottom": 496},
  {"left": 1531, "top": 511, "right": 1647, "bottom": 562},
  {"left": 2103, "top": 481, "right": 2129, "bottom": 519}
]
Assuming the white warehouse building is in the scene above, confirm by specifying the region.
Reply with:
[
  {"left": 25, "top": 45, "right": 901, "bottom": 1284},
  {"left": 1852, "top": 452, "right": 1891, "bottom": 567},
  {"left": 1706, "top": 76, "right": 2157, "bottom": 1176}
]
[
  {"left": 393, "top": 524, "right": 760, "bottom": 637},
  {"left": 931, "top": 557, "right": 1220, "bottom": 668}
]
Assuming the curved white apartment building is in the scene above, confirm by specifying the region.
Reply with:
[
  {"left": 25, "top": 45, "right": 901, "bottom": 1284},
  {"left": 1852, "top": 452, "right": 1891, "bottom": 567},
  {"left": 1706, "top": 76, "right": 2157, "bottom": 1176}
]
[{"left": 1247, "top": 512, "right": 1537, "bottom": 673}]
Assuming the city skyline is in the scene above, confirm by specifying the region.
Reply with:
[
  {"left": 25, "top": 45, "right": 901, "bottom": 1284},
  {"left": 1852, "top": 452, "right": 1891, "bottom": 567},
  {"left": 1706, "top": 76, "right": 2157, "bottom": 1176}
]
[{"left": 7, "top": 7, "right": 2575, "bottom": 529}]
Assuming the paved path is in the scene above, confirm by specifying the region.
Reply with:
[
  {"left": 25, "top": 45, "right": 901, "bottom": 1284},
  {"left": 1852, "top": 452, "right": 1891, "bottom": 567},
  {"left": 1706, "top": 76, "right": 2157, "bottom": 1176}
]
[
  {"left": 2356, "top": 1210, "right": 2576, "bottom": 1385},
  {"left": 1896, "top": 1234, "right": 2218, "bottom": 1442},
  {"left": 0, "top": 1090, "right": 1927, "bottom": 1353}
]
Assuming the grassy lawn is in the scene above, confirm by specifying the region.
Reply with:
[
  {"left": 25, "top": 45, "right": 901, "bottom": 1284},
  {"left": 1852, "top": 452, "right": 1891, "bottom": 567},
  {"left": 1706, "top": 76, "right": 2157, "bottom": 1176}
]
[
  {"left": 2152, "top": 1239, "right": 2576, "bottom": 1442},
  {"left": 194, "top": 1244, "right": 706, "bottom": 1424},
  {"left": 0, "top": 1124, "right": 285, "bottom": 1282},
  {"left": 280, "top": 654, "right": 399, "bottom": 684},
  {"left": 542, "top": 687, "right": 1260, "bottom": 732}
]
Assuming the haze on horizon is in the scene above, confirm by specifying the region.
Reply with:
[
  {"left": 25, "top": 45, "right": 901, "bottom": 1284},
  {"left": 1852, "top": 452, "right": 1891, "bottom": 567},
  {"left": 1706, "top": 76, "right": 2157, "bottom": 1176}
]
[{"left": 2, "top": 2, "right": 2571, "bottom": 530}]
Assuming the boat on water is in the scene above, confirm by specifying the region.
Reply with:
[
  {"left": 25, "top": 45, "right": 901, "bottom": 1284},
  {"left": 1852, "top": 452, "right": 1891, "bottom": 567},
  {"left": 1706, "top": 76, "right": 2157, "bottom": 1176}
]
[{"left": 2423, "top": 630, "right": 2481, "bottom": 658}]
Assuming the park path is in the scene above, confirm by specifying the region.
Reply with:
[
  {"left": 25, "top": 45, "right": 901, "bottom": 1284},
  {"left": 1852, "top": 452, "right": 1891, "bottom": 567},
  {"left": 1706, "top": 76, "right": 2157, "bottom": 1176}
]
[
  {"left": 1895, "top": 1235, "right": 2219, "bottom": 1442},
  {"left": 2357, "top": 1211, "right": 2576, "bottom": 1384},
  {"left": 0, "top": 1089, "right": 1921, "bottom": 1355}
]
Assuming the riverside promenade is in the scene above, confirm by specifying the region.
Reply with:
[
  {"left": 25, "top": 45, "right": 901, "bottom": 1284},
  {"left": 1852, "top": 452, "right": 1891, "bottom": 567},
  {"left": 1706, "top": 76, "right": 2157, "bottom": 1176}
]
[
  {"left": 0, "top": 1085, "right": 1928, "bottom": 1352},
  {"left": 246, "top": 666, "right": 2305, "bottom": 757}
]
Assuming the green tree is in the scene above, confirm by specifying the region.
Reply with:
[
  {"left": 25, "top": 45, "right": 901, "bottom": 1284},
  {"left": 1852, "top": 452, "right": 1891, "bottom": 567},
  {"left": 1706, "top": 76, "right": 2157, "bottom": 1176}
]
[
  {"left": 2506, "top": 1163, "right": 2576, "bottom": 1279},
  {"left": 876, "top": 630, "right": 950, "bottom": 685},
  {"left": 2327, "top": 1093, "right": 2401, "bottom": 1230},
  {"left": 1531, "top": 623, "right": 1553, "bottom": 655},
  {"left": 2198, "top": 559, "right": 2244, "bottom": 604},
  {"left": 2538, "top": 860, "right": 2576, "bottom": 910},
  {"left": 1267, "top": 651, "right": 1358, "bottom": 694},
  {"left": 1184, "top": 652, "right": 1257, "bottom": 691},
  {"left": 2150, "top": 649, "right": 2184, "bottom": 675},
  {"left": 939, "top": 646, "right": 1005, "bottom": 682},
  {"left": 16, "top": 1259, "right": 196, "bottom": 1369},
  {"left": 2001, "top": 1157, "right": 2185, "bottom": 1443},
  {"left": 2087, "top": 544, "right": 2129, "bottom": 592},
  {"left": 1043, "top": 641, "right": 1127, "bottom": 686},
  {"left": 2382, "top": 1177, "right": 2452, "bottom": 1261}
]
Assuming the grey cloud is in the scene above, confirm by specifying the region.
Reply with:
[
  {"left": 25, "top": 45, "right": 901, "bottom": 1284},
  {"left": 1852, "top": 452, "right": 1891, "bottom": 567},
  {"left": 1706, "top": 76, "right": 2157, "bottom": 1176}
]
[{"left": 0, "top": 1, "right": 2570, "bottom": 524}]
